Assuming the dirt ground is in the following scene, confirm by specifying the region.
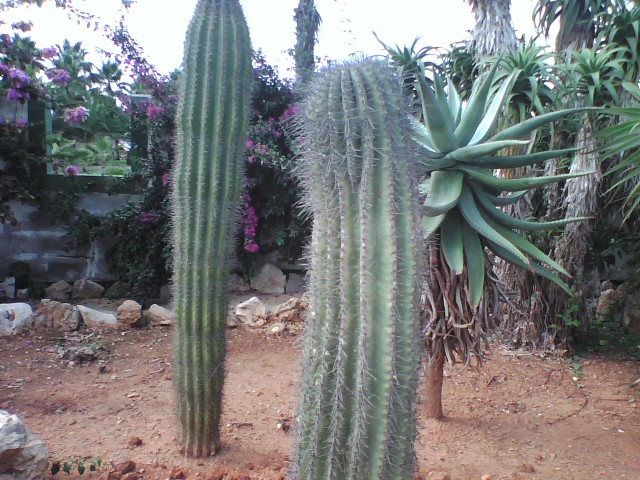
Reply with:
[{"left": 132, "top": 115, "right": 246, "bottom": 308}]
[{"left": 0, "top": 294, "right": 639, "bottom": 480}]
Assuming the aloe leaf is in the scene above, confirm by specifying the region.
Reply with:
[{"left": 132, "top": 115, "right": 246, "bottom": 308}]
[
  {"left": 468, "top": 69, "right": 520, "bottom": 146},
  {"left": 470, "top": 148, "right": 579, "bottom": 169},
  {"left": 441, "top": 211, "right": 464, "bottom": 274},
  {"left": 459, "top": 166, "right": 595, "bottom": 192},
  {"left": 486, "top": 241, "right": 572, "bottom": 294},
  {"left": 416, "top": 74, "right": 458, "bottom": 152},
  {"left": 479, "top": 188, "right": 528, "bottom": 206},
  {"left": 454, "top": 60, "right": 501, "bottom": 146},
  {"left": 462, "top": 223, "right": 485, "bottom": 307},
  {"left": 486, "top": 219, "right": 570, "bottom": 276},
  {"left": 445, "top": 74, "right": 462, "bottom": 126},
  {"left": 458, "top": 187, "right": 530, "bottom": 267},
  {"left": 488, "top": 107, "right": 601, "bottom": 142},
  {"left": 424, "top": 170, "right": 464, "bottom": 215},
  {"left": 444, "top": 140, "right": 530, "bottom": 162},
  {"left": 422, "top": 213, "right": 445, "bottom": 239},
  {"left": 472, "top": 184, "right": 590, "bottom": 231}
]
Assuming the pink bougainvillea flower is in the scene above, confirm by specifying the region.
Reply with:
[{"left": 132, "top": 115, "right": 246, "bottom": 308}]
[
  {"left": 147, "top": 104, "right": 165, "bottom": 122},
  {"left": 244, "top": 242, "right": 259, "bottom": 253},
  {"left": 15, "top": 119, "right": 28, "bottom": 128},
  {"left": 245, "top": 139, "right": 255, "bottom": 149},
  {"left": 64, "top": 165, "right": 79, "bottom": 176},
  {"left": 47, "top": 69, "right": 71, "bottom": 86},
  {"left": 64, "top": 106, "right": 89, "bottom": 124},
  {"left": 41, "top": 47, "right": 57, "bottom": 59},
  {"left": 162, "top": 172, "right": 170, "bottom": 187},
  {"left": 7, "top": 88, "right": 22, "bottom": 101},
  {"left": 135, "top": 212, "right": 161, "bottom": 224}
]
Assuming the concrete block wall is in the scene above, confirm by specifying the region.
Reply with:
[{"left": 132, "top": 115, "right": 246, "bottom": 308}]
[{"left": 0, "top": 193, "right": 141, "bottom": 283}]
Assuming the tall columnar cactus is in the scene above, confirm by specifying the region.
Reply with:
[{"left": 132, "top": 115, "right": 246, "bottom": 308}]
[
  {"left": 292, "top": 60, "right": 423, "bottom": 479},
  {"left": 171, "top": 0, "right": 252, "bottom": 457}
]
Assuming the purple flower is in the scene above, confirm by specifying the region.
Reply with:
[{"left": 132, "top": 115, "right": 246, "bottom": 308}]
[
  {"left": 279, "top": 104, "right": 300, "bottom": 121},
  {"left": 47, "top": 69, "right": 71, "bottom": 86},
  {"left": 9, "top": 69, "right": 31, "bottom": 87},
  {"left": 7, "top": 88, "right": 22, "bottom": 101},
  {"left": 26, "top": 340, "right": 33, "bottom": 347},
  {"left": 244, "top": 242, "right": 259, "bottom": 253},
  {"left": 147, "top": 104, "right": 165, "bottom": 122},
  {"left": 246, "top": 140, "right": 255, "bottom": 149},
  {"left": 0, "top": 63, "right": 9, "bottom": 75},
  {"left": 0, "top": 34, "right": 13, "bottom": 47},
  {"left": 41, "top": 47, "right": 57, "bottom": 59},
  {"left": 64, "top": 165, "right": 79, "bottom": 176},
  {"left": 15, "top": 119, "right": 28, "bottom": 128},
  {"left": 162, "top": 172, "right": 170, "bottom": 187},
  {"left": 64, "top": 106, "right": 89, "bottom": 124},
  {"left": 135, "top": 212, "right": 161, "bottom": 224}
]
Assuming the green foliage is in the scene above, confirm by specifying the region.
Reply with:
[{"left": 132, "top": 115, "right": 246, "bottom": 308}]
[
  {"left": 171, "top": 0, "right": 252, "bottom": 457},
  {"left": 50, "top": 457, "right": 101, "bottom": 476},
  {"left": 415, "top": 63, "right": 593, "bottom": 306},
  {"left": 292, "top": 60, "right": 423, "bottom": 479}
]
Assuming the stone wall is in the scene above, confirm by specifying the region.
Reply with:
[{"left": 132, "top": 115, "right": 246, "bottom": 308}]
[{"left": 0, "top": 193, "right": 141, "bottom": 282}]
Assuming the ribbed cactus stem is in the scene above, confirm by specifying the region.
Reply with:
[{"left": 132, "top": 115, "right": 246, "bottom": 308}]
[
  {"left": 171, "top": 0, "right": 252, "bottom": 457},
  {"left": 292, "top": 60, "right": 423, "bottom": 479}
]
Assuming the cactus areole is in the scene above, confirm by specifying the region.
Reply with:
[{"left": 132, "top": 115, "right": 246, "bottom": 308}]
[
  {"left": 171, "top": 0, "right": 252, "bottom": 457},
  {"left": 291, "top": 60, "right": 424, "bottom": 479}
]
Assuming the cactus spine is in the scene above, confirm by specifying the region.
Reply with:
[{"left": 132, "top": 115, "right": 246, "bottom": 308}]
[
  {"left": 171, "top": 0, "right": 251, "bottom": 457},
  {"left": 292, "top": 60, "right": 423, "bottom": 479}
]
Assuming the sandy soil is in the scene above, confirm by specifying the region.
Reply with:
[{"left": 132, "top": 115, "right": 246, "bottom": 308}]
[{"left": 0, "top": 294, "right": 639, "bottom": 480}]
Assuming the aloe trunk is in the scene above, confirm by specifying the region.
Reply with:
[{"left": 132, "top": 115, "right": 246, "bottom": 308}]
[
  {"left": 292, "top": 60, "right": 423, "bottom": 479},
  {"left": 171, "top": 0, "right": 252, "bottom": 457}
]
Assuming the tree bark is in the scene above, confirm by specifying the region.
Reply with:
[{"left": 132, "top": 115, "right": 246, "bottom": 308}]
[{"left": 424, "top": 340, "right": 445, "bottom": 420}]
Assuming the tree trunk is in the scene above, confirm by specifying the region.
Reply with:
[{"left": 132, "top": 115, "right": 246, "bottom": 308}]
[{"left": 424, "top": 340, "right": 445, "bottom": 420}]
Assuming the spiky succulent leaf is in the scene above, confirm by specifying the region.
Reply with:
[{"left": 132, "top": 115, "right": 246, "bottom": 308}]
[{"left": 414, "top": 68, "right": 596, "bottom": 306}]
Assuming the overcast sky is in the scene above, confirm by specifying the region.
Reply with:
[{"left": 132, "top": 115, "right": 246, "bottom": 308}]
[{"left": 1, "top": 0, "right": 541, "bottom": 78}]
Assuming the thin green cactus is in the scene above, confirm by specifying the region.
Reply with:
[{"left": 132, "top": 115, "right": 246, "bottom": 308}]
[
  {"left": 171, "top": 0, "right": 252, "bottom": 457},
  {"left": 291, "top": 60, "right": 423, "bottom": 479}
]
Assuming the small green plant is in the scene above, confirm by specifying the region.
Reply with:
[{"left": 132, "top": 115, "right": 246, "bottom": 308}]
[{"left": 50, "top": 458, "right": 101, "bottom": 476}]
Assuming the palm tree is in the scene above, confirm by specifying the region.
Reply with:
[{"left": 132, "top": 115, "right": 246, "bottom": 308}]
[{"left": 467, "top": 0, "right": 518, "bottom": 63}]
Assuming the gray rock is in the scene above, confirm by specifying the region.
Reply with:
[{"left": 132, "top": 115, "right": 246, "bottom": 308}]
[
  {"left": 0, "top": 303, "right": 34, "bottom": 336},
  {"left": 595, "top": 289, "right": 623, "bottom": 321},
  {"left": 0, "top": 278, "right": 15, "bottom": 300},
  {"left": 251, "top": 264, "right": 286, "bottom": 294},
  {"left": 623, "top": 293, "right": 640, "bottom": 334},
  {"left": 285, "top": 273, "right": 306, "bottom": 294},
  {"left": 228, "top": 273, "right": 251, "bottom": 292},
  {"left": 144, "top": 304, "right": 175, "bottom": 326},
  {"left": 269, "top": 297, "right": 308, "bottom": 324},
  {"left": 0, "top": 410, "right": 48, "bottom": 480},
  {"left": 106, "top": 281, "right": 129, "bottom": 298},
  {"left": 159, "top": 285, "right": 172, "bottom": 305},
  {"left": 15, "top": 289, "right": 29, "bottom": 301},
  {"left": 117, "top": 300, "right": 143, "bottom": 328},
  {"left": 45, "top": 280, "right": 72, "bottom": 301},
  {"left": 235, "top": 296, "right": 266, "bottom": 327},
  {"left": 72, "top": 279, "right": 104, "bottom": 300},
  {"left": 77, "top": 305, "right": 118, "bottom": 329},
  {"left": 33, "top": 300, "right": 80, "bottom": 332}
]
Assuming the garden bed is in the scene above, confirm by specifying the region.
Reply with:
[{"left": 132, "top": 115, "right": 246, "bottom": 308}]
[{"left": 0, "top": 297, "right": 638, "bottom": 480}]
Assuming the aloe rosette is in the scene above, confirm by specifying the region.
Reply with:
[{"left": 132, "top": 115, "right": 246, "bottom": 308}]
[
  {"left": 416, "top": 62, "right": 596, "bottom": 305},
  {"left": 171, "top": 0, "right": 252, "bottom": 457}
]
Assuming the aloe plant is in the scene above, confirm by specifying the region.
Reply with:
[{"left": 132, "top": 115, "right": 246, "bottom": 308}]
[
  {"left": 292, "top": 60, "right": 423, "bottom": 479},
  {"left": 415, "top": 61, "right": 597, "bottom": 416},
  {"left": 171, "top": 0, "right": 252, "bottom": 457}
]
